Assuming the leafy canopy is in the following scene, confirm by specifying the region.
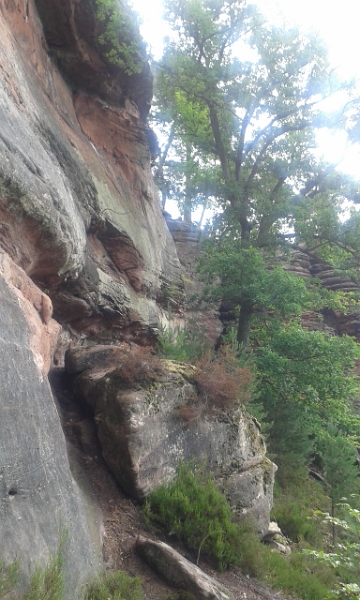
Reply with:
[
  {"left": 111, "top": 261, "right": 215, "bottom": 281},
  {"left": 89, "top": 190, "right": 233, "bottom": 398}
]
[{"left": 154, "top": 0, "right": 360, "bottom": 344}]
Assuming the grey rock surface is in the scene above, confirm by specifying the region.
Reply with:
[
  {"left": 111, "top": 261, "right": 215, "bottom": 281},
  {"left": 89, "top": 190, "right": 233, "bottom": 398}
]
[
  {"left": 137, "top": 536, "right": 234, "bottom": 600},
  {"left": 0, "top": 274, "right": 102, "bottom": 595}
]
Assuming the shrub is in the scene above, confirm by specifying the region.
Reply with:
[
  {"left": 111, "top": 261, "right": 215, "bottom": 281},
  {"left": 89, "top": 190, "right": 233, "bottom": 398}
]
[
  {"left": 117, "top": 346, "right": 164, "bottom": 384},
  {"left": 303, "top": 498, "right": 360, "bottom": 599},
  {"left": 83, "top": 571, "right": 143, "bottom": 600},
  {"left": 272, "top": 466, "right": 329, "bottom": 545},
  {"left": 156, "top": 324, "right": 209, "bottom": 362},
  {"left": 144, "top": 462, "right": 244, "bottom": 571},
  {"left": 144, "top": 463, "right": 333, "bottom": 599},
  {"left": 194, "top": 348, "right": 253, "bottom": 411}
]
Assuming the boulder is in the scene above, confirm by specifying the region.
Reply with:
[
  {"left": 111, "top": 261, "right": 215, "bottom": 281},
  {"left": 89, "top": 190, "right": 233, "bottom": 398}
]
[
  {"left": 74, "top": 358, "right": 276, "bottom": 536},
  {"left": 136, "top": 536, "right": 234, "bottom": 600},
  {"left": 65, "top": 344, "right": 131, "bottom": 374}
]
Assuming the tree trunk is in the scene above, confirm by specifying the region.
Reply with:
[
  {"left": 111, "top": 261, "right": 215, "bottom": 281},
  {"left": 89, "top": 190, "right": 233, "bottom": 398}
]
[
  {"left": 331, "top": 498, "right": 336, "bottom": 549},
  {"left": 184, "top": 141, "right": 192, "bottom": 224},
  {"left": 236, "top": 300, "right": 253, "bottom": 348},
  {"left": 184, "top": 199, "right": 192, "bottom": 224},
  {"left": 198, "top": 202, "right": 207, "bottom": 228}
]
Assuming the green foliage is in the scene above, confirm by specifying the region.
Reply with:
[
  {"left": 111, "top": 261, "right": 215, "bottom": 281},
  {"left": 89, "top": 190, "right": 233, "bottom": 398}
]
[
  {"left": 256, "top": 550, "right": 335, "bottom": 600},
  {"left": 22, "top": 533, "right": 66, "bottom": 600},
  {"left": 155, "top": 0, "right": 360, "bottom": 342},
  {"left": 198, "top": 243, "right": 309, "bottom": 316},
  {"left": 319, "top": 424, "right": 360, "bottom": 517},
  {"left": 0, "top": 536, "right": 143, "bottom": 600},
  {"left": 144, "top": 462, "right": 243, "bottom": 570},
  {"left": 304, "top": 498, "right": 360, "bottom": 599},
  {"left": 94, "top": 0, "right": 146, "bottom": 74},
  {"left": 156, "top": 323, "right": 209, "bottom": 362},
  {"left": 144, "top": 463, "right": 334, "bottom": 598},
  {"left": 83, "top": 571, "right": 143, "bottom": 600},
  {"left": 272, "top": 466, "right": 330, "bottom": 545},
  {"left": 0, "top": 559, "right": 19, "bottom": 598},
  {"left": 251, "top": 324, "right": 360, "bottom": 452}
]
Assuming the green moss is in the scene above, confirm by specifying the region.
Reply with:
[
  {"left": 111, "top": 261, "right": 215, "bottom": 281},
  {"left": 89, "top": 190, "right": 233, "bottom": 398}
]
[{"left": 162, "top": 360, "right": 196, "bottom": 381}]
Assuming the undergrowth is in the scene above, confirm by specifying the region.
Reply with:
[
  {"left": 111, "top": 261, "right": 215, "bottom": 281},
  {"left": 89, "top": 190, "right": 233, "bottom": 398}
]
[
  {"left": 0, "top": 559, "right": 19, "bottom": 597},
  {"left": 144, "top": 462, "right": 246, "bottom": 571},
  {"left": 83, "top": 571, "right": 143, "bottom": 600},
  {"left": 0, "top": 540, "right": 144, "bottom": 600},
  {"left": 144, "top": 462, "right": 336, "bottom": 600},
  {"left": 22, "top": 530, "right": 66, "bottom": 600},
  {"left": 272, "top": 465, "right": 330, "bottom": 545}
]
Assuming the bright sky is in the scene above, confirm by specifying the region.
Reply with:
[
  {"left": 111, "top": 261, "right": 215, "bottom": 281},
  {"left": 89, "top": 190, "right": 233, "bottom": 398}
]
[
  {"left": 131, "top": 0, "right": 360, "bottom": 77},
  {"left": 130, "top": 0, "right": 360, "bottom": 192}
]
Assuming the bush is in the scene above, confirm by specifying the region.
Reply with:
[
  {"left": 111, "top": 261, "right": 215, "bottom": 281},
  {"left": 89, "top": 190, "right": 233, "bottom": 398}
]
[
  {"left": 144, "top": 462, "right": 333, "bottom": 599},
  {"left": 83, "top": 571, "right": 143, "bottom": 600},
  {"left": 303, "top": 498, "right": 360, "bottom": 599},
  {"left": 144, "top": 462, "right": 245, "bottom": 571},
  {"left": 194, "top": 348, "right": 253, "bottom": 411},
  {"left": 117, "top": 346, "right": 164, "bottom": 384},
  {"left": 272, "top": 466, "right": 329, "bottom": 545}
]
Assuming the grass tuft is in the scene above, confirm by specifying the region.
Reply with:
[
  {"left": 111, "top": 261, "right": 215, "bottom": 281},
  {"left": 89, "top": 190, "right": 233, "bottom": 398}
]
[
  {"left": 0, "top": 558, "right": 19, "bottom": 598},
  {"left": 22, "top": 532, "right": 65, "bottom": 600},
  {"left": 83, "top": 571, "right": 143, "bottom": 600}
]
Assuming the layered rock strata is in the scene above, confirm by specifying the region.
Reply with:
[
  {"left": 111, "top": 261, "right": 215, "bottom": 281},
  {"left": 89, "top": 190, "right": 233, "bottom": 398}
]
[{"left": 0, "top": 0, "right": 182, "bottom": 588}]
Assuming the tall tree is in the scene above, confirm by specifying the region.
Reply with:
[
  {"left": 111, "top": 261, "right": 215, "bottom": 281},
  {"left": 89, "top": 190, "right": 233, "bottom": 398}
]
[
  {"left": 155, "top": 0, "right": 358, "bottom": 344},
  {"left": 152, "top": 85, "right": 219, "bottom": 222}
]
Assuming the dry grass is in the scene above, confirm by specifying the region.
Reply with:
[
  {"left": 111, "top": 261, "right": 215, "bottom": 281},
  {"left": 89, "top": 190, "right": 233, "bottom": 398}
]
[
  {"left": 175, "top": 402, "right": 202, "bottom": 424},
  {"left": 194, "top": 348, "right": 253, "bottom": 411},
  {"left": 117, "top": 346, "right": 164, "bottom": 384}
]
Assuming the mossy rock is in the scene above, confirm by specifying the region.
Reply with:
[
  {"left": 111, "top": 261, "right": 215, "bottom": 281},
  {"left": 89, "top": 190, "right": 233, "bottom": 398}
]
[{"left": 162, "top": 360, "right": 196, "bottom": 382}]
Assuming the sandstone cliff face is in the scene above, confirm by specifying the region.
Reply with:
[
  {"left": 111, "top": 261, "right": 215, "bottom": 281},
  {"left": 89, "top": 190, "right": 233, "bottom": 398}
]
[
  {"left": 0, "top": 0, "right": 181, "bottom": 590},
  {"left": 0, "top": 253, "right": 102, "bottom": 593},
  {"left": 0, "top": 0, "right": 275, "bottom": 590},
  {"left": 0, "top": 0, "right": 183, "bottom": 351}
]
